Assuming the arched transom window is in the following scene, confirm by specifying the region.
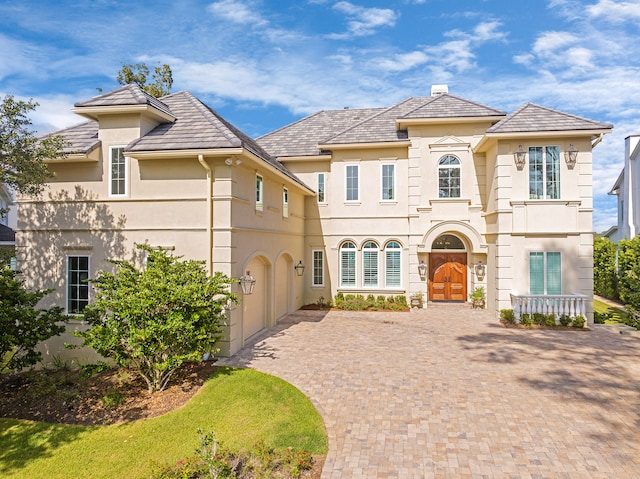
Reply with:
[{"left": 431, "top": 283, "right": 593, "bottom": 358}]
[
  {"left": 340, "top": 241, "right": 357, "bottom": 287},
  {"left": 385, "top": 241, "right": 402, "bottom": 288},
  {"left": 362, "top": 241, "right": 379, "bottom": 287},
  {"left": 438, "top": 155, "right": 461, "bottom": 198}
]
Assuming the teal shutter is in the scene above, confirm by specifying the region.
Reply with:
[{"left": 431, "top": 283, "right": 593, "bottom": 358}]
[
  {"left": 546, "top": 252, "right": 561, "bottom": 294},
  {"left": 530, "top": 252, "right": 544, "bottom": 294}
]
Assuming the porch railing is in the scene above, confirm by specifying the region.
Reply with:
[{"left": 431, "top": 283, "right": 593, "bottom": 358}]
[{"left": 510, "top": 293, "right": 587, "bottom": 321}]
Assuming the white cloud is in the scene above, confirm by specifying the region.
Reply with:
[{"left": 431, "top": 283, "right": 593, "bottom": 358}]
[
  {"left": 375, "top": 51, "right": 429, "bottom": 72},
  {"left": 587, "top": 0, "right": 640, "bottom": 22},
  {"left": 328, "top": 2, "right": 398, "bottom": 39},
  {"left": 207, "top": 0, "right": 268, "bottom": 26}
]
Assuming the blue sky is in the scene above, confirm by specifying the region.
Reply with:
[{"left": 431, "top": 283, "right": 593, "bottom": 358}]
[{"left": 2, "top": 0, "right": 640, "bottom": 232}]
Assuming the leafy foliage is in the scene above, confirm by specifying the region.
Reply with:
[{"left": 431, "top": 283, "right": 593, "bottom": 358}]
[
  {"left": 0, "top": 96, "right": 65, "bottom": 216},
  {"left": 116, "top": 62, "right": 173, "bottom": 98},
  {"left": 593, "top": 237, "right": 619, "bottom": 299},
  {"left": 0, "top": 265, "right": 67, "bottom": 372},
  {"left": 332, "top": 293, "right": 409, "bottom": 311},
  {"left": 81, "top": 245, "right": 237, "bottom": 393}
]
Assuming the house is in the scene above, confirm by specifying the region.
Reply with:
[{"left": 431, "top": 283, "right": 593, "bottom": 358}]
[
  {"left": 606, "top": 135, "right": 640, "bottom": 242},
  {"left": 18, "top": 84, "right": 612, "bottom": 363},
  {"left": 0, "top": 183, "right": 16, "bottom": 267}
]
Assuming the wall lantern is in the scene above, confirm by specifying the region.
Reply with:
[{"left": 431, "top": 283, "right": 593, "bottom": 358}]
[
  {"left": 514, "top": 145, "right": 527, "bottom": 170},
  {"left": 418, "top": 260, "right": 427, "bottom": 280},
  {"left": 474, "top": 261, "right": 486, "bottom": 281},
  {"left": 294, "top": 260, "right": 305, "bottom": 276},
  {"left": 565, "top": 144, "right": 578, "bottom": 169},
  {"left": 239, "top": 271, "right": 256, "bottom": 295}
]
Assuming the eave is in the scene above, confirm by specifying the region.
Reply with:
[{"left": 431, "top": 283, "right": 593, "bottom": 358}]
[
  {"left": 396, "top": 116, "right": 504, "bottom": 129},
  {"left": 316, "top": 140, "right": 411, "bottom": 151},
  {"left": 277, "top": 155, "right": 332, "bottom": 162},
  {"left": 71, "top": 104, "right": 176, "bottom": 123},
  {"left": 474, "top": 128, "right": 612, "bottom": 153}
]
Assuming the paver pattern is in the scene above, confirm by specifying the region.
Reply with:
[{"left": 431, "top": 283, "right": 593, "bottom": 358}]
[{"left": 219, "top": 304, "right": 640, "bottom": 478}]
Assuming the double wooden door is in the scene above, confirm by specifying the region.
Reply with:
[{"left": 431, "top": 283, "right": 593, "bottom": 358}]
[{"left": 429, "top": 253, "right": 467, "bottom": 301}]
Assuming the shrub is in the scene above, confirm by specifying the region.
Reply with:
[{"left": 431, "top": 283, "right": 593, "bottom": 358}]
[
  {"left": 532, "top": 313, "right": 546, "bottom": 325},
  {"left": 365, "top": 294, "right": 376, "bottom": 309},
  {"left": 334, "top": 293, "right": 345, "bottom": 309},
  {"left": 559, "top": 314, "right": 572, "bottom": 326},
  {"left": 519, "top": 314, "right": 532, "bottom": 326},
  {"left": 500, "top": 309, "right": 515, "bottom": 324},
  {"left": 593, "top": 312, "right": 608, "bottom": 324},
  {"left": 394, "top": 295, "right": 408, "bottom": 307},
  {"left": 544, "top": 314, "right": 557, "bottom": 326},
  {"left": 101, "top": 390, "right": 125, "bottom": 409},
  {"left": 572, "top": 315, "right": 586, "bottom": 328}
]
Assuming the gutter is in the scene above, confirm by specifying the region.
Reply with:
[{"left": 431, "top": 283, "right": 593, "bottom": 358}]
[{"left": 198, "top": 154, "right": 213, "bottom": 275}]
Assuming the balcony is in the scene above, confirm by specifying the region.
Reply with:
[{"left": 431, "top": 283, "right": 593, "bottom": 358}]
[{"left": 510, "top": 293, "right": 587, "bottom": 322}]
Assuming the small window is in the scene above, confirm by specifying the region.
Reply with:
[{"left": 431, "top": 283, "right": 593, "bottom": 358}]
[
  {"left": 438, "top": 155, "right": 461, "bottom": 198},
  {"left": 529, "top": 146, "right": 560, "bottom": 199},
  {"left": 67, "top": 255, "right": 90, "bottom": 314},
  {"left": 345, "top": 165, "right": 359, "bottom": 202},
  {"left": 363, "top": 241, "right": 379, "bottom": 287},
  {"left": 283, "top": 188, "right": 289, "bottom": 218},
  {"left": 256, "top": 174, "right": 263, "bottom": 211},
  {"left": 312, "top": 250, "right": 324, "bottom": 286},
  {"left": 385, "top": 241, "right": 401, "bottom": 288},
  {"left": 317, "top": 173, "right": 326, "bottom": 203},
  {"left": 109, "top": 146, "right": 127, "bottom": 196},
  {"left": 530, "top": 252, "right": 561, "bottom": 295},
  {"left": 340, "top": 241, "right": 357, "bottom": 287},
  {"left": 381, "top": 164, "right": 395, "bottom": 201}
]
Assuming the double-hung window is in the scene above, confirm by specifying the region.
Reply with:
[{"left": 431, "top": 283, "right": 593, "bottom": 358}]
[
  {"left": 317, "top": 173, "right": 326, "bottom": 204},
  {"left": 381, "top": 164, "right": 395, "bottom": 201},
  {"left": 340, "top": 241, "right": 357, "bottom": 287},
  {"left": 362, "top": 241, "right": 379, "bottom": 287},
  {"left": 385, "top": 241, "right": 401, "bottom": 288},
  {"left": 345, "top": 165, "right": 359, "bottom": 202},
  {"left": 312, "top": 250, "right": 324, "bottom": 286},
  {"left": 529, "top": 252, "right": 561, "bottom": 295},
  {"left": 67, "top": 255, "right": 90, "bottom": 314},
  {"left": 283, "top": 188, "right": 289, "bottom": 218},
  {"left": 438, "top": 156, "right": 461, "bottom": 198},
  {"left": 529, "top": 146, "right": 560, "bottom": 199},
  {"left": 109, "top": 146, "right": 127, "bottom": 196},
  {"left": 256, "top": 174, "right": 263, "bottom": 211}
]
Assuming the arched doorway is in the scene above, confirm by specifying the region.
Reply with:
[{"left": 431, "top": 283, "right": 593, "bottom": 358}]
[
  {"left": 243, "top": 256, "right": 267, "bottom": 341},
  {"left": 429, "top": 234, "right": 467, "bottom": 301}
]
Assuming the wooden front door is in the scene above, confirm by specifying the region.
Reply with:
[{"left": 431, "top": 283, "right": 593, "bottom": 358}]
[{"left": 429, "top": 253, "right": 467, "bottom": 301}]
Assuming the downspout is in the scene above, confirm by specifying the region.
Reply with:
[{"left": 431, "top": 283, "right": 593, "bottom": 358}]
[{"left": 198, "top": 154, "right": 213, "bottom": 275}]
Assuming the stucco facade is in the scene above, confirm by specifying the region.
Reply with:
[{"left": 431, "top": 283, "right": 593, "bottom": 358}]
[{"left": 19, "top": 84, "right": 612, "bottom": 363}]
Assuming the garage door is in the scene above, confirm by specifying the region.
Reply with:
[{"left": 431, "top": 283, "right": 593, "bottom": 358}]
[{"left": 243, "top": 257, "right": 267, "bottom": 341}]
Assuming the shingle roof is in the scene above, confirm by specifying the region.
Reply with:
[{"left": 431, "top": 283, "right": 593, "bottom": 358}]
[
  {"left": 256, "top": 107, "right": 384, "bottom": 157},
  {"left": 401, "top": 94, "right": 506, "bottom": 119},
  {"left": 74, "top": 84, "right": 175, "bottom": 119},
  {"left": 0, "top": 224, "right": 15, "bottom": 242},
  {"left": 487, "top": 103, "right": 613, "bottom": 133},
  {"left": 42, "top": 121, "right": 99, "bottom": 155}
]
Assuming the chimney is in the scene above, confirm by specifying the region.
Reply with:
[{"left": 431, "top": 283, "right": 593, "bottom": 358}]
[{"left": 431, "top": 84, "right": 449, "bottom": 96}]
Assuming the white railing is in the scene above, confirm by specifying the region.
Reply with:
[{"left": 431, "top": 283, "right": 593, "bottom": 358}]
[{"left": 510, "top": 294, "right": 587, "bottom": 322}]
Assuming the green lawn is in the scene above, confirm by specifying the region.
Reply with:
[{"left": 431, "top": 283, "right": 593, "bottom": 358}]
[
  {"left": 594, "top": 299, "right": 633, "bottom": 325},
  {"left": 0, "top": 368, "right": 327, "bottom": 479}
]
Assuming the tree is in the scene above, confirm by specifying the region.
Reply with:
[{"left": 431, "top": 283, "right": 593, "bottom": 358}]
[
  {"left": 81, "top": 245, "right": 237, "bottom": 393},
  {"left": 593, "top": 237, "right": 618, "bottom": 300},
  {"left": 0, "top": 265, "right": 67, "bottom": 372},
  {"left": 0, "top": 96, "right": 65, "bottom": 217},
  {"left": 116, "top": 62, "right": 173, "bottom": 98}
]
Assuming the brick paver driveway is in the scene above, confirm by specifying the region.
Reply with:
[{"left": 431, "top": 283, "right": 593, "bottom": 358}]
[{"left": 219, "top": 304, "right": 640, "bottom": 478}]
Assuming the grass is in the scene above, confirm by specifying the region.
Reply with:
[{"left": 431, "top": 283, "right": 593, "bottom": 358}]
[
  {"left": 594, "top": 299, "right": 633, "bottom": 325},
  {"left": 0, "top": 367, "right": 327, "bottom": 479}
]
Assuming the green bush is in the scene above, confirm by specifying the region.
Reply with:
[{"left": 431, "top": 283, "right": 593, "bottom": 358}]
[
  {"left": 544, "top": 314, "right": 557, "bottom": 326},
  {"left": 594, "top": 237, "right": 619, "bottom": 300},
  {"left": 365, "top": 294, "right": 376, "bottom": 309},
  {"left": 519, "top": 313, "right": 532, "bottom": 326},
  {"left": 500, "top": 309, "right": 515, "bottom": 324},
  {"left": 572, "top": 315, "right": 586, "bottom": 328},
  {"left": 394, "top": 295, "right": 408, "bottom": 307},
  {"left": 532, "top": 313, "right": 546, "bottom": 325},
  {"left": 559, "top": 314, "right": 572, "bottom": 326},
  {"left": 593, "top": 311, "right": 608, "bottom": 324},
  {"left": 101, "top": 390, "right": 125, "bottom": 409}
]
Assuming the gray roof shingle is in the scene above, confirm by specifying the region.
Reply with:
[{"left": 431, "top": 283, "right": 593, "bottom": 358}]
[
  {"left": 401, "top": 93, "right": 506, "bottom": 119},
  {"left": 74, "top": 84, "right": 175, "bottom": 119},
  {"left": 487, "top": 102, "right": 613, "bottom": 133},
  {"left": 42, "top": 121, "right": 99, "bottom": 155}
]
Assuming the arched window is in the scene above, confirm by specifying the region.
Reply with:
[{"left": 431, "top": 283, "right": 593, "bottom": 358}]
[
  {"left": 340, "top": 241, "right": 357, "bottom": 287},
  {"left": 438, "top": 155, "right": 461, "bottom": 198},
  {"left": 432, "top": 234, "right": 465, "bottom": 250},
  {"left": 385, "top": 241, "right": 402, "bottom": 288},
  {"left": 362, "top": 241, "right": 379, "bottom": 287}
]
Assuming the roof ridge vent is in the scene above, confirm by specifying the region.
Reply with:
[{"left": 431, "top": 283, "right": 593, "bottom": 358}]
[{"left": 431, "top": 84, "right": 449, "bottom": 96}]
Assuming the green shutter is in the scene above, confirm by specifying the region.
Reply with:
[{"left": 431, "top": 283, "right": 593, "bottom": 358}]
[
  {"left": 530, "top": 252, "right": 544, "bottom": 295},
  {"left": 546, "top": 252, "right": 561, "bottom": 294}
]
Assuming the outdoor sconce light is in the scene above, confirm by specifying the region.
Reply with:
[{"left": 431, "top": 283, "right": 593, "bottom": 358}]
[
  {"left": 474, "top": 261, "right": 486, "bottom": 281},
  {"left": 565, "top": 144, "right": 578, "bottom": 169},
  {"left": 514, "top": 145, "right": 526, "bottom": 170},
  {"left": 418, "top": 260, "right": 427, "bottom": 280},
  {"left": 239, "top": 271, "right": 256, "bottom": 295},
  {"left": 294, "top": 260, "right": 305, "bottom": 276}
]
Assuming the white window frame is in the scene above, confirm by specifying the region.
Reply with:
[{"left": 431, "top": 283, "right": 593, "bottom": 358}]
[
  {"left": 67, "top": 255, "right": 90, "bottom": 315},
  {"left": 339, "top": 241, "right": 357, "bottom": 288},
  {"left": 256, "top": 174, "right": 263, "bottom": 212},
  {"left": 384, "top": 241, "right": 402, "bottom": 288},
  {"left": 438, "top": 155, "right": 461, "bottom": 199},
  {"left": 529, "top": 251, "right": 562, "bottom": 295},
  {"left": 109, "top": 146, "right": 128, "bottom": 197},
  {"left": 362, "top": 241, "right": 379, "bottom": 288},
  {"left": 312, "top": 249, "right": 324, "bottom": 287},
  {"left": 283, "top": 187, "right": 289, "bottom": 218},
  {"left": 380, "top": 163, "right": 396, "bottom": 201},
  {"left": 345, "top": 164, "right": 360, "bottom": 203},
  {"left": 317, "top": 173, "right": 327, "bottom": 204},
  {"left": 529, "top": 146, "right": 560, "bottom": 200}
]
